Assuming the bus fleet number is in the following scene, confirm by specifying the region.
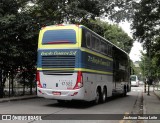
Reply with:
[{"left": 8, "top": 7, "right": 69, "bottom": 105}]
[{"left": 62, "top": 82, "right": 73, "bottom": 87}]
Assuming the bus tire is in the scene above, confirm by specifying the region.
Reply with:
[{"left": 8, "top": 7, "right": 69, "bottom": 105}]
[
  {"left": 102, "top": 88, "right": 107, "bottom": 103},
  {"left": 123, "top": 86, "right": 127, "bottom": 96},
  {"left": 127, "top": 85, "right": 130, "bottom": 92},
  {"left": 94, "top": 89, "right": 100, "bottom": 104}
]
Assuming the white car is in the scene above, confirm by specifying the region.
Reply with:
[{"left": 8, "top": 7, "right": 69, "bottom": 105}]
[{"left": 131, "top": 75, "right": 139, "bottom": 87}]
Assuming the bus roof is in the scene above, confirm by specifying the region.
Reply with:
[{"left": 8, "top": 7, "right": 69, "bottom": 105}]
[{"left": 42, "top": 24, "right": 129, "bottom": 57}]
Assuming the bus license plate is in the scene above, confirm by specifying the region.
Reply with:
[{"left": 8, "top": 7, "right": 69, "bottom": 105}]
[{"left": 53, "top": 91, "right": 61, "bottom": 95}]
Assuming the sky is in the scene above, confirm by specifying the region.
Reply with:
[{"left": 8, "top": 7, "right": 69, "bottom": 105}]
[{"left": 118, "top": 21, "right": 143, "bottom": 62}]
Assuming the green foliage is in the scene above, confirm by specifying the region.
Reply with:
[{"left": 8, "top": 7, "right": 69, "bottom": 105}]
[
  {"left": 152, "top": 37, "right": 160, "bottom": 65},
  {"left": 29, "top": 0, "right": 104, "bottom": 25},
  {"left": 139, "top": 53, "right": 149, "bottom": 77},
  {"left": 130, "top": 61, "right": 142, "bottom": 78},
  {"left": 106, "top": 0, "right": 135, "bottom": 22},
  {"left": 132, "top": 0, "right": 160, "bottom": 80},
  {"left": 104, "top": 24, "right": 133, "bottom": 53},
  {"left": 0, "top": 0, "right": 37, "bottom": 94},
  {"left": 139, "top": 53, "right": 160, "bottom": 80},
  {"left": 132, "top": 0, "right": 160, "bottom": 46},
  {"left": 0, "top": 0, "right": 18, "bottom": 70}
]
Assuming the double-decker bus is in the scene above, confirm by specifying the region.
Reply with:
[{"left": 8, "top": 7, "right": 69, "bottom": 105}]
[{"left": 37, "top": 24, "right": 131, "bottom": 104}]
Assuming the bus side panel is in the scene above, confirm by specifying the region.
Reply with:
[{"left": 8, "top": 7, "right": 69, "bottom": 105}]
[
  {"left": 80, "top": 48, "right": 113, "bottom": 97},
  {"left": 83, "top": 73, "right": 113, "bottom": 101}
]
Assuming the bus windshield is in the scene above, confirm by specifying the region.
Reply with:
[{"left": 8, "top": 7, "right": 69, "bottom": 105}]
[
  {"left": 131, "top": 76, "right": 136, "bottom": 81},
  {"left": 42, "top": 29, "right": 76, "bottom": 44}
]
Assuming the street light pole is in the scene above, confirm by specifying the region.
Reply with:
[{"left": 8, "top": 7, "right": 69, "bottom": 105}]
[
  {"left": 147, "top": 40, "right": 151, "bottom": 96},
  {"left": 142, "top": 44, "right": 147, "bottom": 93},
  {"left": 147, "top": 83, "right": 150, "bottom": 96},
  {"left": 143, "top": 59, "right": 146, "bottom": 93}
]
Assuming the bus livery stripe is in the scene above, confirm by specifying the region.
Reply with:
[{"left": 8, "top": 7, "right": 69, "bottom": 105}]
[
  {"left": 37, "top": 49, "right": 113, "bottom": 73},
  {"left": 37, "top": 68, "right": 113, "bottom": 75},
  {"left": 80, "top": 48, "right": 113, "bottom": 61}
]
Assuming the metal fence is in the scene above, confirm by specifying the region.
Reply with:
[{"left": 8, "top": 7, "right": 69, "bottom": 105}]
[{"left": 1, "top": 70, "right": 37, "bottom": 98}]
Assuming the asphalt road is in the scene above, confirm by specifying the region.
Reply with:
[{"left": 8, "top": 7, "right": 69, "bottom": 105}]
[{"left": 0, "top": 85, "right": 144, "bottom": 123}]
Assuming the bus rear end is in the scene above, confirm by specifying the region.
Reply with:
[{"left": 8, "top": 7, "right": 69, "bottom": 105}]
[{"left": 37, "top": 25, "right": 85, "bottom": 101}]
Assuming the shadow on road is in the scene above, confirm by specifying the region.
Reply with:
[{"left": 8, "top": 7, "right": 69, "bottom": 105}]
[{"left": 45, "top": 95, "right": 129, "bottom": 109}]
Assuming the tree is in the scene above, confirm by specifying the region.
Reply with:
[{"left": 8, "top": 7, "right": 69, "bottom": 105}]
[
  {"left": 104, "top": 24, "right": 133, "bottom": 53},
  {"left": 140, "top": 52, "right": 160, "bottom": 82},
  {"left": 28, "top": 0, "right": 104, "bottom": 26},
  {"left": 0, "top": 0, "right": 19, "bottom": 95},
  {"left": 132, "top": 0, "right": 160, "bottom": 43},
  {"left": 0, "top": 0, "right": 37, "bottom": 97},
  {"left": 132, "top": 0, "right": 160, "bottom": 80}
]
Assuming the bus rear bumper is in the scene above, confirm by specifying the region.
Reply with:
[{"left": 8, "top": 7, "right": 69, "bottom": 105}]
[{"left": 37, "top": 88, "right": 86, "bottom": 101}]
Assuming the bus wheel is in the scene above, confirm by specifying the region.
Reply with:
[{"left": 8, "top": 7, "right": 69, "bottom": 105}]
[
  {"left": 94, "top": 89, "right": 100, "bottom": 104},
  {"left": 102, "top": 88, "right": 107, "bottom": 103},
  {"left": 123, "top": 86, "right": 127, "bottom": 96}
]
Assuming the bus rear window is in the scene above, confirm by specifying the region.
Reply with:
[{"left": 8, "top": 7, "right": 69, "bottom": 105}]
[{"left": 42, "top": 29, "right": 76, "bottom": 44}]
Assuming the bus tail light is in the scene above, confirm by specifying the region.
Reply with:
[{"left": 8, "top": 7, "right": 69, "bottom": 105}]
[
  {"left": 36, "top": 71, "right": 42, "bottom": 88},
  {"left": 73, "top": 71, "right": 83, "bottom": 89}
]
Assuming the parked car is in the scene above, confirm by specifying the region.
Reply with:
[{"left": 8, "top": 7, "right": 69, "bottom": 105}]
[{"left": 131, "top": 75, "right": 139, "bottom": 87}]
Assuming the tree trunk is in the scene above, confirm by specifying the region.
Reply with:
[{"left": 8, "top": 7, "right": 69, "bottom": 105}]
[{"left": 23, "top": 72, "right": 25, "bottom": 95}]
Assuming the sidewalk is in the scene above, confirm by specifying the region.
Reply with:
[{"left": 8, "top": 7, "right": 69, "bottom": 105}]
[
  {"left": 154, "top": 90, "right": 160, "bottom": 100},
  {"left": 143, "top": 86, "right": 160, "bottom": 123},
  {"left": 0, "top": 95, "right": 37, "bottom": 103}
]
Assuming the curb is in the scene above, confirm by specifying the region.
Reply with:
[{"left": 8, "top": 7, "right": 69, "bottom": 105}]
[
  {"left": 153, "top": 91, "right": 160, "bottom": 100},
  {"left": 0, "top": 95, "right": 38, "bottom": 103}
]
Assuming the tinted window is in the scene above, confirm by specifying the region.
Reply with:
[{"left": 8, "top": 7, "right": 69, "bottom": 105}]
[
  {"left": 108, "top": 45, "right": 112, "bottom": 56},
  {"left": 86, "top": 32, "right": 91, "bottom": 48},
  {"left": 100, "top": 41, "right": 105, "bottom": 53},
  {"left": 42, "top": 29, "right": 76, "bottom": 44},
  {"left": 92, "top": 36, "right": 96, "bottom": 50},
  {"left": 95, "top": 38, "right": 100, "bottom": 51},
  {"left": 104, "top": 43, "right": 108, "bottom": 55}
]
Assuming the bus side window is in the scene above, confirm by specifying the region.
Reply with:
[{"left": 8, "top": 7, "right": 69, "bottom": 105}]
[
  {"left": 104, "top": 43, "right": 108, "bottom": 55},
  {"left": 110, "top": 45, "right": 112, "bottom": 56},
  {"left": 92, "top": 35, "right": 96, "bottom": 50},
  {"left": 108, "top": 45, "right": 112, "bottom": 57},
  {"left": 95, "top": 38, "right": 100, "bottom": 51},
  {"left": 86, "top": 32, "right": 91, "bottom": 48},
  {"left": 100, "top": 41, "right": 105, "bottom": 53}
]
